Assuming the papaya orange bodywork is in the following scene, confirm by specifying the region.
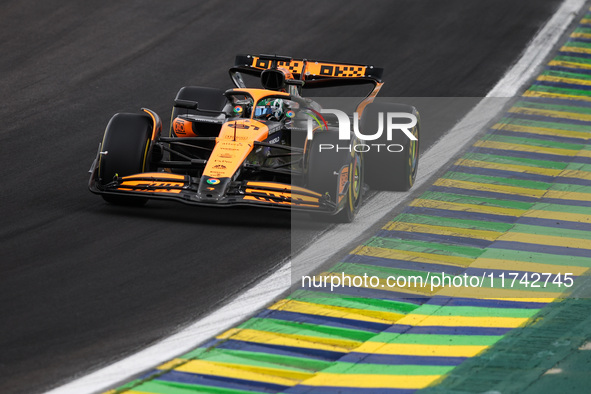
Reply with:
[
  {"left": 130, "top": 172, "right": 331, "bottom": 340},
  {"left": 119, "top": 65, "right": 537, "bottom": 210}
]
[
  {"left": 232, "top": 88, "right": 290, "bottom": 105},
  {"left": 245, "top": 182, "right": 323, "bottom": 197},
  {"left": 250, "top": 56, "right": 368, "bottom": 78},
  {"left": 172, "top": 118, "right": 197, "bottom": 137},
  {"left": 117, "top": 173, "right": 187, "bottom": 194},
  {"left": 203, "top": 119, "right": 269, "bottom": 179},
  {"left": 122, "top": 172, "right": 186, "bottom": 181},
  {"left": 142, "top": 108, "right": 161, "bottom": 141},
  {"left": 243, "top": 195, "right": 318, "bottom": 207},
  {"left": 118, "top": 180, "right": 184, "bottom": 194},
  {"left": 356, "top": 82, "right": 383, "bottom": 117}
]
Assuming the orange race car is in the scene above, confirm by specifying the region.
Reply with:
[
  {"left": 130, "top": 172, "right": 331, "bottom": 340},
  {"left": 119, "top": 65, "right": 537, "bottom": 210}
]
[{"left": 88, "top": 54, "right": 420, "bottom": 222}]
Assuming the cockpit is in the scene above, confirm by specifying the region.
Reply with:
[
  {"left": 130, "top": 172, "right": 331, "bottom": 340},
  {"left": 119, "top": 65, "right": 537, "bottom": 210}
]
[{"left": 224, "top": 90, "right": 300, "bottom": 123}]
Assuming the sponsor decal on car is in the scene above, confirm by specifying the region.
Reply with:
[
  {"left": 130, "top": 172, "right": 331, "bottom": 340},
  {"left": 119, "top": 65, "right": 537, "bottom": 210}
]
[
  {"left": 338, "top": 166, "right": 349, "bottom": 196},
  {"left": 222, "top": 134, "right": 251, "bottom": 141}
]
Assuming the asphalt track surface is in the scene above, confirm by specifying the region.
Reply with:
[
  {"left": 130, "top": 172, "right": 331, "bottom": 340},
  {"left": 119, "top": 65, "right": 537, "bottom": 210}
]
[{"left": 0, "top": 1, "right": 565, "bottom": 393}]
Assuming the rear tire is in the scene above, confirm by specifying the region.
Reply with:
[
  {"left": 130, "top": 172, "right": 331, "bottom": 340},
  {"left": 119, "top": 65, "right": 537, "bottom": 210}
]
[
  {"left": 307, "top": 131, "right": 363, "bottom": 223},
  {"left": 98, "top": 113, "right": 153, "bottom": 206},
  {"left": 362, "top": 102, "right": 420, "bottom": 191}
]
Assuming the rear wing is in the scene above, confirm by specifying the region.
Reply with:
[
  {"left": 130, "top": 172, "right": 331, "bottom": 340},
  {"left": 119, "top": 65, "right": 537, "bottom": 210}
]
[{"left": 231, "top": 54, "right": 383, "bottom": 89}]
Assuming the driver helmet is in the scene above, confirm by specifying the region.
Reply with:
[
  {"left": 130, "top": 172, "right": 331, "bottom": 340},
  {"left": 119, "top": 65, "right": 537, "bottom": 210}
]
[{"left": 255, "top": 98, "right": 285, "bottom": 121}]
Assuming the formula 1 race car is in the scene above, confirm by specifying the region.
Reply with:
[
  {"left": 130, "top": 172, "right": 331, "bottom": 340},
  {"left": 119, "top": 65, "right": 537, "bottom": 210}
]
[{"left": 88, "top": 54, "right": 420, "bottom": 222}]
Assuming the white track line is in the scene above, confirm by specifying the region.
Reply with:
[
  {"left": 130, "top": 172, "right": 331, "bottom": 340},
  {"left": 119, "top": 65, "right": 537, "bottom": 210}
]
[{"left": 45, "top": 1, "right": 585, "bottom": 392}]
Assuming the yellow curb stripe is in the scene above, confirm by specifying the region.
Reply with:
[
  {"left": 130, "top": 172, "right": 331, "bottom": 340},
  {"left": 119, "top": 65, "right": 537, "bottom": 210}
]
[
  {"left": 538, "top": 74, "right": 591, "bottom": 86},
  {"left": 410, "top": 199, "right": 525, "bottom": 217},
  {"left": 455, "top": 158, "right": 563, "bottom": 176},
  {"left": 571, "top": 32, "right": 591, "bottom": 39},
  {"left": 395, "top": 314, "right": 530, "bottom": 328},
  {"left": 303, "top": 373, "right": 441, "bottom": 389},
  {"left": 506, "top": 108, "right": 591, "bottom": 131},
  {"left": 384, "top": 220, "right": 502, "bottom": 241},
  {"left": 544, "top": 190, "right": 591, "bottom": 201},
  {"left": 434, "top": 178, "right": 547, "bottom": 198},
  {"left": 161, "top": 359, "right": 306, "bottom": 386},
  {"left": 559, "top": 169, "right": 591, "bottom": 181},
  {"left": 548, "top": 59, "right": 591, "bottom": 70},
  {"left": 267, "top": 299, "right": 406, "bottom": 324},
  {"left": 559, "top": 45, "right": 591, "bottom": 54},
  {"left": 353, "top": 245, "right": 474, "bottom": 267},
  {"left": 497, "top": 232, "right": 591, "bottom": 250},
  {"left": 217, "top": 328, "right": 362, "bottom": 353},
  {"left": 474, "top": 140, "right": 578, "bottom": 156},
  {"left": 355, "top": 342, "right": 488, "bottom": 357},
  {"left": 524, "top": 89, "right": 591, "bottom": 102},
  {"left": 523, "top": 209, "right": 591, "bottom": 223}
]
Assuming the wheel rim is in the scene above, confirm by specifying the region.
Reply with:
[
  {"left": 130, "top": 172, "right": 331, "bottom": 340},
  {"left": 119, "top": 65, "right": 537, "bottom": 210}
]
[
  {"left": 408, "top": 126, "right": 419, "bottom": 183},
  {"left": 352, "top": 152, "right": 362, "bottom": 202}
]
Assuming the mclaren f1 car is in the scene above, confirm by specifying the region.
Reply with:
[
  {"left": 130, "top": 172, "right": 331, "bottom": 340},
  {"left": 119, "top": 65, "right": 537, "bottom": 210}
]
[{"left": 88, "top": 54, "right": 420, "bottom": 222}]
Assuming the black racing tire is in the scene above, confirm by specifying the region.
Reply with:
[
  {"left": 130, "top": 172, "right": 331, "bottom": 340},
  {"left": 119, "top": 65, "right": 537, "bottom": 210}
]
[
  {"left": 362, "top": 102, "right": 420, "bottom": 191},
  {"left": 98, "top": 113, "right": 153, "bottom": 206},
  {"left": 307, "top": 131, "right": 364, "bottom": 223}
]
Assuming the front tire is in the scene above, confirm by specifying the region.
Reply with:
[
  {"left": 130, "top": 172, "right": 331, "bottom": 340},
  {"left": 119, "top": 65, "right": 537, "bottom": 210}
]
[{"left": 98, "top": 113, "right": 153, "bottom": 206}]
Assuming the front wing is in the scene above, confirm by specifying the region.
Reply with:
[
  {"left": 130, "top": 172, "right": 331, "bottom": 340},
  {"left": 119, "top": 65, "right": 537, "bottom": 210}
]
[{"left": 89, "top": 168, "right": 336, "bottom": 213}]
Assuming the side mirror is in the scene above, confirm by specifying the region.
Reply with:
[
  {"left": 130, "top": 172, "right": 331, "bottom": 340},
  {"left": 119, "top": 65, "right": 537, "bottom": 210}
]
[{"left": 174, "top": 99, "right": 199, "bottom": 110}]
